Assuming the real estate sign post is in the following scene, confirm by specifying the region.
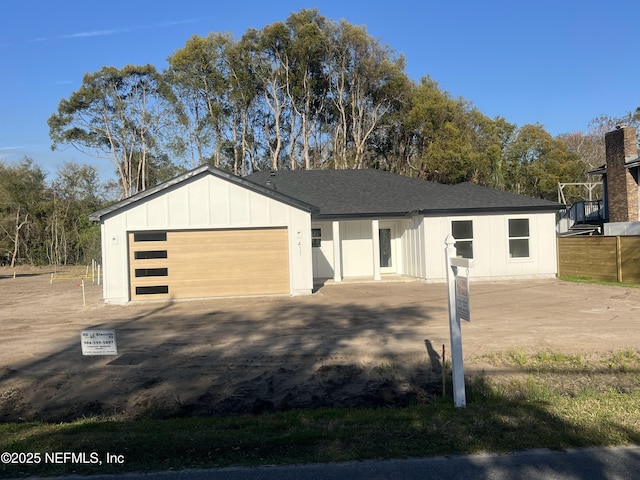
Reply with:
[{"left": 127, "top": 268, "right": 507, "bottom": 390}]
[{"left": 444, "top": 235, "right": 473, "bottom": 407}]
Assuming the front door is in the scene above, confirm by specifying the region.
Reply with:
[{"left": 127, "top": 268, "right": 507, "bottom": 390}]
[{"left": 379, "top": 227, "right": 396, "bottom": 273}]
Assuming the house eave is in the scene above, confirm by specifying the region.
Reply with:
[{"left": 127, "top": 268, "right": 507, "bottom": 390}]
[
  {"left": 312, "top": 211, "right": 413, "bottom": 221},
  {"left": 625, "top": 160, "right": 640, "bottom": 169},
  {"left": 418, "top": 205, "right": 564, "bottom": 216},
  {"left": 311, "top": 205, "right": 564, "bottom": 221}
]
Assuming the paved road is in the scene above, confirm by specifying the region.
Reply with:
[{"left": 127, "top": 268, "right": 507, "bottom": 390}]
[{"left": 15, "top": 446, "right": 640, "bottom": 480}]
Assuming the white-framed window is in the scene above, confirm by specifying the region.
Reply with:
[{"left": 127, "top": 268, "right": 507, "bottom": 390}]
[
  {"left": 508, "top": 218, "right": 530, "bottom": 258},
  {"left": 311, "top": 228, "right": 322, "bottom": 248},
  {"left": 452, "top": 220, "right": 473, "bottom": 259}
]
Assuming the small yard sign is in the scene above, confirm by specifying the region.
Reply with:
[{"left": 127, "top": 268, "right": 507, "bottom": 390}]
[
  {"left": 455, "top": 272, "right": 470, "bottom": 322},
  {"left": 81, "top": 329, "right": 117, "bottom": 356}
]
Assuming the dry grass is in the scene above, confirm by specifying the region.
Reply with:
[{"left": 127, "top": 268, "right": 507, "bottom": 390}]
[{"left": 2, "top": 349, "right": 640, "bottom": 478}]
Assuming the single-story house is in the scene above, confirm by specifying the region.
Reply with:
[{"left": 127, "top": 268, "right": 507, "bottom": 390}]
[{"left": 89, "top": 165, "right": 562, "bottom": 304}]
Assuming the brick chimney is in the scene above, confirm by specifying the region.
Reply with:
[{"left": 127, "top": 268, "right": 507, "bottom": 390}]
[{"left": 605, "top": 126, "right": 639, "bottom": 223}]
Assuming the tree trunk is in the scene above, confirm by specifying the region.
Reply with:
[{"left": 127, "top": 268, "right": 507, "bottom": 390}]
[{"left": 11, "top": 208, "right": 29, "bottom": 268}]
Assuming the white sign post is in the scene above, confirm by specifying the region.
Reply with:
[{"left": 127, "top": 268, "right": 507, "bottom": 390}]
[
  {"left": 81, "top": 329, "right": 118, "bottom": 356},
  {"left": 444, "top": 235, "right": 473, "bottom": 407}
]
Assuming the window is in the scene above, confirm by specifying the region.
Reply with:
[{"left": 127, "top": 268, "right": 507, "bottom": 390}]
[
  {"left": 133, "top": 232, "right": 167, "bottom": 242},
  {"left": 135, "top": 285, "right": 169, "bottom": 295},
  {"left": 452, "top": 220, "right": 473, "bottom": 259},
  {"left": 134, "top": 250, "right": 168, "bottom": 260},
  {"left": 311, "top": 228, "right": 322, "bottom": 248},
  {"left": 135, "top": 268, "right": 168, "bottom": 277},
  {"left": 508, "top": 218, "right": 530, "bottom": 258},
  {"left": 379, "top": 228, "right": 393, "bottom": 267}
]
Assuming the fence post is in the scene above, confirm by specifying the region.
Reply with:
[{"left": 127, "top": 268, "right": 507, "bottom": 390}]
[
  {"left": 556, "top": 236, "right": 560, "bottom": 278},
  {"left": 616, "top": 236, "right": 623, "bottom": 282}
]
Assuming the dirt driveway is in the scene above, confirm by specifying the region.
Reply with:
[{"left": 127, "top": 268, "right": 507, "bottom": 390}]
[{"left": 1, "top": 268, "right": 639, "bottom": 421}]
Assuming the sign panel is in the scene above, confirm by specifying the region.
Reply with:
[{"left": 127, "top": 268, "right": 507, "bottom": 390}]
[
  {"left": 455, "top": 274, "right": 470, "bottom": 322},
  {"left": 81, "top": 329, "right": 117, "bottom": 356}
]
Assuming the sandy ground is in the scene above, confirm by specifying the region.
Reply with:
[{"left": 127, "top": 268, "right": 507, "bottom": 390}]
[{"left": 1, "top": 267, "right": 639, "bottom": 422}]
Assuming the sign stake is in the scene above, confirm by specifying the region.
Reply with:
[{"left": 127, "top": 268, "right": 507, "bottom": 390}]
[{"left": 442, "top": 344, "right": 446, "bottom": 398}]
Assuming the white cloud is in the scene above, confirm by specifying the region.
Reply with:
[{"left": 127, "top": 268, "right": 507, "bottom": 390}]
[
  {"left": 0, "top": 147, "right": 26, "bottom": 162},
  {"left": 61, "top": 29, "right": 122, "bottom": 39},
  {"left": 155, "top": 19, "right": 199, "bottom": 27},
  {"left": 59, "top": 18, "right": 204, "bottom": 41}
]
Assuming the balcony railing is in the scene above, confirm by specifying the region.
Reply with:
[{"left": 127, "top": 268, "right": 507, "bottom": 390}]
[{"left": 561, "top": 200, "right": 606, "bottom": 225}]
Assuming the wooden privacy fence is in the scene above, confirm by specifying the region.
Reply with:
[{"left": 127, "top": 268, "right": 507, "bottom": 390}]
[{"left": 557, "top": 235, "right": 640, "bottom": 283}]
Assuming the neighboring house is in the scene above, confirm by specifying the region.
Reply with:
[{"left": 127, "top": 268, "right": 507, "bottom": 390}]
[
  {"left": 90, "top": 165, "right": 562, "bottom": 304},
  {"left": 591, "top": 125, "right": 640, "bottom": 235}
]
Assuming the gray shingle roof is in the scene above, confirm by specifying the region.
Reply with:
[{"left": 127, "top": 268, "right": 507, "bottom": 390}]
[
  {"left": 90, "top": 166, "right": 562, "bottom": 222},
  {"left": 246, "top": 169, "right": 562, "bottom": 218}
]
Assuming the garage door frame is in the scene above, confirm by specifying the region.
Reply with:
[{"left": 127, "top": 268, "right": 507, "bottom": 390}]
[{"left": 128, "top": 227, "right": 291, "bottom": 301}]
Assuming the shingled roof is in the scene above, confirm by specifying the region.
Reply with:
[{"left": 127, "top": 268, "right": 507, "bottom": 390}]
[{"left": 246, "top": 169, "right": 562, "bottom": 219}]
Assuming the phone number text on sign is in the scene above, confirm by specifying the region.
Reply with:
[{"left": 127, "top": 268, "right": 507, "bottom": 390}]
[{"left": 81, "top": 329, "right": 117, "bottom": 355}]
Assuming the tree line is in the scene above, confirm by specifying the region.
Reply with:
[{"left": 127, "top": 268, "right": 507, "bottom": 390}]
[
  {"left": 0, "top": 160, "right": 109, "bottom": 268},
  {"left": 3, "top": 9, "right": 638, "bottom": 266},
  {"left": 48, "top": 8, "right": 601, "bottom": 202}
]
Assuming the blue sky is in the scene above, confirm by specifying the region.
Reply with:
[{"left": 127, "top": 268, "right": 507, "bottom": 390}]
[{"left": 1, "top": 0, "right": 639, "bottom": 181}]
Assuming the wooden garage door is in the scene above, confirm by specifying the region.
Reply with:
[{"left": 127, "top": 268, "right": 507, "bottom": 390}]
[{"left": 128, "top": 228, "right": 290, "bottom": 301}]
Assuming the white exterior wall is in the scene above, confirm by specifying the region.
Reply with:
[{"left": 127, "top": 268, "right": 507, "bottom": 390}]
[
  {"left": 604, "top": 221, "right": 640, "bottom": 235},
  {"left": 100, "top": 174, "right": 312, "bottom": 304},
  {"left": 311, "top": 219, "right": 405, "bottom": 279},
  {"left": 305, "top": 212, "right": 558, "bottom": 284},
  {"left": 401, "top": 216, "right": 427, "bottom": 279},
  {"left": 311, "top": 221, "right": 335, "bottom": 279},
  {"left": 310, "top": 220, "right": 374, "bottom": 278},
  {"left": 340, "top": 220, "right": 375, "bottom": 277},
  {"left": 421, "top": 212, "right": 558, "bottom": 281}
]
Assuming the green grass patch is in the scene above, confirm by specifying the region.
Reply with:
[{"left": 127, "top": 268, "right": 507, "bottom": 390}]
[
  {"left": 2, "top": 350, "right": 640, "bottom": 478},
  {"left": 559, "top": 276, "right": 640, "bottom": 288}
]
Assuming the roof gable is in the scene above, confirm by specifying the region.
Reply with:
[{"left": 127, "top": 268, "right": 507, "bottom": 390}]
[{"left": 89, "top": 165, "right": 316, "bottom": 222}]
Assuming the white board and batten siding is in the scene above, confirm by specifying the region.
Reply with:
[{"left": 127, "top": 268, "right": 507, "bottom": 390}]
[
  {"left": 419, "top": 212, "right": 558, "bottom": 281},
  {"left": 311, "top": 213, "right": 557, "bottom": 282},
  {"left": 311, "top": 219, "right": 405, "bottom": 279},
  {"left": 101, "top": 174, "right": 313, "bottom": 304}
]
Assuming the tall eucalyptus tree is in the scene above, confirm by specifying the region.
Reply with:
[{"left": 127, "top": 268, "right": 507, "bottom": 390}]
[
  {"left": 284, "top": 9, "right": 331, "bottom": 170},
  {"left": 48, "top": 65, "right": 174, "bottom": 199},
  {"left": 327, "top": 20, "right": 408, "bottom": 169}
]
